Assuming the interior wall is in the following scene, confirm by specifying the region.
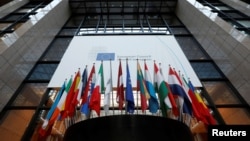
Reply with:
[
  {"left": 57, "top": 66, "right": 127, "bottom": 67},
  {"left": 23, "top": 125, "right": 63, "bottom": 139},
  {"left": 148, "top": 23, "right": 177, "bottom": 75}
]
[
  {"left": 175, "top": 0, "right": 250, "bottom": 104},
  {"left": 0, "top": 0, "right": 71, "bottom": 112},
  {"left": 48, "top": 35, "right": 202, "bottom": 88}
]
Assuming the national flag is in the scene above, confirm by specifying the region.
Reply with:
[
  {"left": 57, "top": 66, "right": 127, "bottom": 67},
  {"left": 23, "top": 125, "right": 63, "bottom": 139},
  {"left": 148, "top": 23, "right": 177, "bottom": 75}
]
[
  {"left": 80, "top": 65, "right": 88, "bottom": 98},
  {"left": 125, "top": 61, "right": 135, "bottom": 114},
  {"left": 39, "top": 77, "right": 72, "bottom": 136},
  {"left": 71, "top": 66, "right": 88, "bottom": 114},
  {"left": 90, "top": 65, "right": 96, "bottom": 94},
  {"left": 137, "top": 61, "right": 150, "bottom": 112},
  {"left": 165, "top": 82, "right": 179, "bottom": 117},
  {"left": 158, "top": 64, "right": 179, "bottom": 117},
  {"left": 116, "top": 60, "right": 125, "bottom": 110},
  {"left": 144, "top": 61, "right": 159, "bottom": 113},
  {"left": 61, "top": 69, "right": 81, "bottom": 119},
  {"left": 188, "top": 80, "right": 217, "bottom": 125},
  {"left": 104, "top": 78, "right": 112, "bottom": 115},
  {"left": 181, "top": 76, "right": 205, "bottom": 123},
  {"left": 81, "top": 64, "right": 95, "bottom": 104},
  {"left": 72, "top": 68, "right": 88, "bottom": 107},
  {"left": 195, "top": 92, "right": 217, "bottom": 125},
  {"left": 153, "top": 62, "right": 169, "bottom": 117},
  {"left": 99, "top": 61, "right": 105, "bottom": 94},
  {"left": 168, "top": 66, "right": 192, "bottom": 116},
  {"left": 159, "top": 63, "right": 173, "bottom": 109},
  {"left": 56, "top": 77, "right": 73, "bottom": 119},
  {"left": 39, "top": 80, "right": 66, "bottom": 137},
  {"left": 80, "top": 64, "right": 95, "bottom": 119},
  {"left": 89, "top": 63, "right": 103, "bottom": 116}
]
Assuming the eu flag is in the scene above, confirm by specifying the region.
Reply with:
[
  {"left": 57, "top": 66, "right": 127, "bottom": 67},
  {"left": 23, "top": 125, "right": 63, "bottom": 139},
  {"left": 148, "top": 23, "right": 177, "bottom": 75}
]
[{"left": 96, "top": 53, "right": 115, "bottom": 61}]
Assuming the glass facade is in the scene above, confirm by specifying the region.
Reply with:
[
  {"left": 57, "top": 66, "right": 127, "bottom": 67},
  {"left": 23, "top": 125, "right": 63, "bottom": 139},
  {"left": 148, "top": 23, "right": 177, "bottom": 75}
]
[{"left": 0, "top": 0, "right": 249, "bottom": 141}]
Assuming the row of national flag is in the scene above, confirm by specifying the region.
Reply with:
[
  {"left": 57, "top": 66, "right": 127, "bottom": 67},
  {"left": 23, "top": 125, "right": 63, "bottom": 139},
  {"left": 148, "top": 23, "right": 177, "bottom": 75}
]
[{"left": 38, "top": 59, "right": 217, "bottom": 138}]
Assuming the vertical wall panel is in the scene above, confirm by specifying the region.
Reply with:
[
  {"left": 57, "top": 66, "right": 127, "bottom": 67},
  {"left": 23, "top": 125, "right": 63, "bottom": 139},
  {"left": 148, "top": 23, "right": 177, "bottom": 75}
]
[
  {"left": 0, "top": 0, "right": 71, "bottom": 111},
  {"left": 176, "top": 0, "right": 250, "bottom": 104}
]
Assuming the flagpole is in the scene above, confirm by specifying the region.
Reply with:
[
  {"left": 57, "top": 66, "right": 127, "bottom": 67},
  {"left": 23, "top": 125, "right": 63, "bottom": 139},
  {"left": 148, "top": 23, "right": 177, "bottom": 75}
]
[
  {"left": 124, "top": 58, "right": 128, "bottom": 114},
  {"left": 136, "top": 58, "right": 139, "bottom": 115},
  {"left": 109, "top": 58, "right": 115, "bottom": 115}
]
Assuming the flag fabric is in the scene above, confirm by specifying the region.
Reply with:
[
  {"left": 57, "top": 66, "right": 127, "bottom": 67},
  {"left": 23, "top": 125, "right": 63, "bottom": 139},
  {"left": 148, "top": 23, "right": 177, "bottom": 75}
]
[
  {"left": 80, "top": 66, "right": 88, "bottom": 98},
  {"left": 181, "top": 76, "right": 205, "bottom": 123},
  {"left": 137, "top": 61, "right": 150, "bottom": 112},
  {"left": 144, "top": 61, "right": 159, "bottom": 113},
  {"left": 165, "top": 82, "right": 179, "bottom": 117},
  {"left": 90, "top": 65, "right": 96, "bottom": 94},
  {"left": 89, "top": 63, "right": 103, "bottom": 116},
  {"left": 39, "top": 77, "right": 72, "bottom": 137},
  {"left": 39, "top": 60, "right": 217, "bottom": 128},
  {"left": 158, "top": 63, "right": 179, "bottom": 117},
  {"left": 125, "top": 61, "right": 135, "bottom": 114},
  {"left": 72, "top": 68, "right": 87, "bottom": 107},
  {"left": 81, "top": 64, "right": 95, "bottom": 104},
  {"left": 99, "top": 61, "right": 105, "bottom": 94},
  {"left": 69, "top": 66, "right": 88, "bottom": 121},
  {"left": 39, "top": 81, "right": 66, "bottom": 137},
  {"left": 168, "top": 66, "right": 192, "bottom": 116},
  {"left": 56, "top": 77, "right": 73, "bottom": 120},
  {"left": 158, "top": 63, "right": 172, "bottom": 109},
  {"left": 46, "top": 81, "right": 66, "bottom": 121},
  {"left": 116, "top": 60, "right": 125, "bottom": 110},
  {"left": 188, "top": 80, "right": 217, "bottom": 125},
  {"left": 61, "top": 69, "right": 81, "bottom": 119},
  {"left": 104, "top": 78, "right": 112, "bottom": 115},
  {"left": 153, "top": 62, "right": 169, "bottom": 117},
  {"left": 195, "top": 92, "right": 217, "bottom": 125},
  {"left": 80, "top": 64, "right": 95, "bottom": 119}
]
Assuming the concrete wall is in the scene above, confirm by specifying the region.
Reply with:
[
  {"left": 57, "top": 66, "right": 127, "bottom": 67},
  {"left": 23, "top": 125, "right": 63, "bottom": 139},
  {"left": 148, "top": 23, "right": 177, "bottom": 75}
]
[
  {"left": 0, "top": 0, "right": 71, "bottom": 111},
  {"left": 221, "top": 0, "right": 250, "bottom": 17},
  {"left": 175, "top": 0, "right": 250, "bottom": 105},
  {"left": 0, "top": 0, "right": 29, "bottom": 19}
]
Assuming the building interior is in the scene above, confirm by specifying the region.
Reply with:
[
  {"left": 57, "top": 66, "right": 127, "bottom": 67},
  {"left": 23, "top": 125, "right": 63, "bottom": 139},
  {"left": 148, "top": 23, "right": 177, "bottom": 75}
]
[{"left": 0, "top": 0, "right": 250, "bottom": 141}]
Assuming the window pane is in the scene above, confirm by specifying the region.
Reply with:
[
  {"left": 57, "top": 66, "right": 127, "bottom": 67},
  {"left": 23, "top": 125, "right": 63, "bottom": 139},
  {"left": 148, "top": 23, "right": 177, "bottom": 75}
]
[
  {"left": 214, "top": 6, "right": 232, "bottom": 11},
  {"left": 15, "top": 8, "right": 34, "bottom": 13},
  {"left": 176, "top": 37, "right": 209, "bottom": 60},
  {"left": 163, "top": 15, "right": 182, "bottom": 26},
  {"left": 65, "top": 16, "right": 84, "bottom": 27},
  {"left": 11, "top": 83, "right": 47, "bottom": 106},
  {"left": 27, "top": 64, "right": 58, "bottom": 80},
  {"left": 237, "top": 20, "right": 250, "bottom": 28},
  {"left": 41, "top": 38, "right": 72, "bottom": 61},
  {"left": 83, "top": 16, "right": 99, "bottom": 26},
  {"left": 0, "top": 110, "right": 35, "bottom": 141},
  {"left": 2, "top": 14, "right": 28, "bottom": 21},
  {"left": 218, "top": 108, "right": 250, "bottom": 124},
  {"left": 191, "top": 62, "right": 223, "bottom": 79},
  {"left": 225, "top": 12, "right": 246, "bottom": 18},
  {"left": 170, "top": 27, "right": 189, "bottom": 35},
  {"left": 58, "top": 28, "right": 77, "bottom": 36},
  {"left": 202, "top": 81, "right": 241, "bottom": 104},
  {"left": 148, "top": 15, "right": 165, "bottom": 26}
]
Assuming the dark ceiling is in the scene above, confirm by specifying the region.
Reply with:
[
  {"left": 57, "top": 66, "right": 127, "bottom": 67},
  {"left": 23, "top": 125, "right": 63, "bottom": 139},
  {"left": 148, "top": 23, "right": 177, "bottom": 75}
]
[
  {"left": 0, "top": 0, "right": 52, "bottom": 7},
  {"left": 69, "top": 0, "right": 178, "bottom": 15},
  {"left": 0, "top": 0, "right": 13, "bottom": 7},
  {"left": 0, "top": 0, "right": 178, "bottom": 15}
]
